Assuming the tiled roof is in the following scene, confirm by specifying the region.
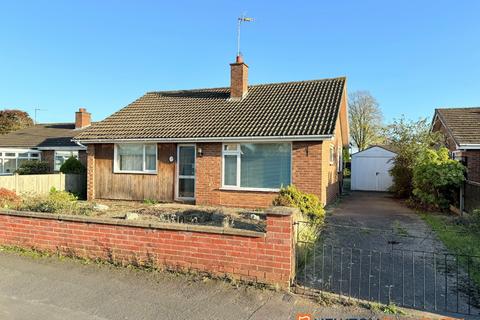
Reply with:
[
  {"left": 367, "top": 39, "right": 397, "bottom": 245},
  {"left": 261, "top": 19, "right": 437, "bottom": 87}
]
[
  {"left": 0, "top": 123, "right": 85, "bottom": 149},
  {"left": 75, "top": 77, "right": 346, "bottom": 141},
  {"left": 436, "top": 107, "right": 480, "bottom": 146}
]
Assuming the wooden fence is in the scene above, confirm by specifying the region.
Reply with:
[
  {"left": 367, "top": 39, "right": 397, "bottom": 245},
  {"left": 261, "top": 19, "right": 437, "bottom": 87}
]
[{"left": 0, "top": 173, "right": 86, "bottom": 196}]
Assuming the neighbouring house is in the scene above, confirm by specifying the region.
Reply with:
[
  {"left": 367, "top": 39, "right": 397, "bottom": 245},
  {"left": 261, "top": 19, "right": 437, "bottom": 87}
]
[
  {"left": 432, "top": 107, "right": 480, "bottom": 212},
  {"left": 0, "top": 108, "right": 91, "bottom": 174},
  {"left": 74, "top": 56, "right": 349, "bottom": 208},
  {"left": 351, "top": 145, "right": 396, "bottom": 192}
]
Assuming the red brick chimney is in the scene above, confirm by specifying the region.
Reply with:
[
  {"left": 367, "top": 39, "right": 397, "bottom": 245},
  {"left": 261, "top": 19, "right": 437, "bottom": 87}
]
[
  {"left": 230, "top": 55, "right": 248, "bottom": 99},
  {"left": 75, "top": 108, "right": 91, "bottom": 129}
]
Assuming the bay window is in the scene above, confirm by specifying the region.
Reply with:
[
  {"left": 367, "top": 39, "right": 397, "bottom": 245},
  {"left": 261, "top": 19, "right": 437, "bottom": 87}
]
[
  {"left": 222, "top": 143, "right": 291, "bottom": 190},
  {"left": 114, "top": 143, "right": 157, "bottom": 173}
]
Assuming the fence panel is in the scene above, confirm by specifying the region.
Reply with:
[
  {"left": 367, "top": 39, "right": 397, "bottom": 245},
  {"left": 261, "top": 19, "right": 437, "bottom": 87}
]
[
  {"left": 465, "top": 181, "right": 480, "bottom": 213},
  {"left": 0, "top": 173, "right": 86, "bottom": 196}
]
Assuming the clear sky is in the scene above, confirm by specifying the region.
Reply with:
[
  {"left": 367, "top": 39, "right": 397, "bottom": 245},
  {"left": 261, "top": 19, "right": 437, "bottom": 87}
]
[{"left": 0, "top": 1, "right": 479, "bottom": 125}]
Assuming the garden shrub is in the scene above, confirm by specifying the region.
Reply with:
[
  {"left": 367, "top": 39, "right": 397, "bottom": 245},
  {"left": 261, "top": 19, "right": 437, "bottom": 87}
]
[
  {"left": 272, "top": 185, "right": 325, "bottom": 223},
  {"left": 273, "top": 185, "right": 325, "bottom": 268},
  {"left": 0, "top": 188, "right": 21, "bottom": 209},
  {"left": 20, "top": 187, "right": 91, "bottom": 215},
  {"left": 15, "top": 160, "right": 50, "bottom": 175},
  {"left": 60, "top": 157, "right": 85, "bottom": 174},
  {"left": 412, "top": 147, "right": 465, "bottom": 210}
]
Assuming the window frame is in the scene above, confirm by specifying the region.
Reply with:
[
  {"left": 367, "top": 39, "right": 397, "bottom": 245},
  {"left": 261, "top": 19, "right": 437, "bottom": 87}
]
[
  {"left": 54, "top": 150, "right": 79, "bottom": 172},
  {"left": 221, "top": 142, "right": 292, "bottom": 192},
  {"left": 0, "top": 149, "right": 41, "bottom": 175},
  {"left": 113, "top": 143, "right": 158, "bottom": 174}
]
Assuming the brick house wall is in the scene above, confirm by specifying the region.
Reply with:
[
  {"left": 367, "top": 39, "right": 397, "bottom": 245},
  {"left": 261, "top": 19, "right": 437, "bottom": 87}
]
[{"left": 41, "top": 150, "right": 55, "bottom": 173}]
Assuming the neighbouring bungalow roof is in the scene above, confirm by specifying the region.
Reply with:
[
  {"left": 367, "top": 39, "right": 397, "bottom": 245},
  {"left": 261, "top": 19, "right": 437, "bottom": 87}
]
[
  {"left": 74, "top": 77, "right": 346, "bottom": 142},
  {"left": 0, "top": 123, "right": 86, "bottom": 149},
  {"left": 435, "top": 107, "right": 480, "bottom": 147}
]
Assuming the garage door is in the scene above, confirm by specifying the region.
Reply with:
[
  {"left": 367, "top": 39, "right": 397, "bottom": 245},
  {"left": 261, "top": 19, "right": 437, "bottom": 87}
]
[{"left": 351, "top": 147, "right": 396, "bottom": 191}]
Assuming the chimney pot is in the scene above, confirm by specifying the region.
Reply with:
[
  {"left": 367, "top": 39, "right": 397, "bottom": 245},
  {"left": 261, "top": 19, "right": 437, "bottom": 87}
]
[
  {"left": 230, "top": 56, "right": 248, "bottom": 99},
  {"left": 75, "top": 108, "right": 91, "bottom": 129}
]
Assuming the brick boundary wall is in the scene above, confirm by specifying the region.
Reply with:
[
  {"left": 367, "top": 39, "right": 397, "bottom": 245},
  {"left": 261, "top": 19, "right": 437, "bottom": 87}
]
[{"left": 0, "top": 207, "right": 297, "bottom": 289}]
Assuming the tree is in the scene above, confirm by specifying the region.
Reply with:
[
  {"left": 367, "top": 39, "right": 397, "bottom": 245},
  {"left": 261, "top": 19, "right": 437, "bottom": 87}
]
[
  {"left": 0, "top": 110, "right": 34, "bottom": 135},
  {"left": 348, "top": 91, "right": 384, "bottom": 151},
  {"left": 385, "top": 116, "right": 442, "bottom": 198}
]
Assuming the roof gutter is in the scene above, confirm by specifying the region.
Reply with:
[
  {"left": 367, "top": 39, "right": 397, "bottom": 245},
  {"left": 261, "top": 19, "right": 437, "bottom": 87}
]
[{"left": 73, "top": 134, "right": 334, "bottom": 144}]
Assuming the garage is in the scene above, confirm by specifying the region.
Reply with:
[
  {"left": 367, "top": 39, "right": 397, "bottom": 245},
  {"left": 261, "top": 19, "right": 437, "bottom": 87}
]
[{"left": 351, "top": 146, "right": 396, "bottom": 191}]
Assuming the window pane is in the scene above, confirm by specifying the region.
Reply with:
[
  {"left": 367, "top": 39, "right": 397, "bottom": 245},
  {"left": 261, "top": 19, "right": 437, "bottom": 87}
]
[
  {"left": 145, "top": 144, "right": 157, "bottom": 171},
  {"left": 179, "top": 146, "right": 195, "bottom": 176},
  {"left": 4, "top": 159, "right": 15, "bottom": 173},
  {"left": 224, "top": 155, "right": 237, "bottom": 186},
  {"left": 117, "top": 144, "right": 143, "bottom": 171},
  {"left": 5, "top": 153, "right": 15, "bottom": 157},
  {"left": 178, "top": 178, "right": 194, "bottom": 198},
  {"left": 29, "top": 153, "right": 39, "bottom": 158},
  {"left": 240, "top": 143, "right": 291, "bottom": 189},
  {"left": 0, "top": 159, "right": 3, "bottom": 173}
]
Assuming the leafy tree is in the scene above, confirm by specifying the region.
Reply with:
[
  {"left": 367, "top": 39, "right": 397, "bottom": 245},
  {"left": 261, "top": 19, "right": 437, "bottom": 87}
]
[
  {"left": 348, "top": 91, "right": 384, "bottom": 151},
  {"left": 60, "top": 156, "right": 86, "bottom": 174},
  {"left": 412, "top": 147, "right": 465, "bottom": 210},
  {"left": 15, "top": 160, "right": 50, "bottom": 175},
  {"left": 385, "top": 116, "right": 442, "bottom": 198},
  {"left": 0, "top": 110, "right": 34, "bottom": 135}
]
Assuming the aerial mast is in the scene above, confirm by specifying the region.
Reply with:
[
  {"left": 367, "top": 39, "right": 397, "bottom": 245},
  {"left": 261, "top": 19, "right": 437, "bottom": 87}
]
[{"left": 237, "top": 15, "right": 254, "bottom": 57}]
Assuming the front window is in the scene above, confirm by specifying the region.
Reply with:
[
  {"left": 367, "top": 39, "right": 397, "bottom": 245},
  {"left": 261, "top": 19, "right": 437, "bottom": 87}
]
[
  {"left": 115, "top": 143, "right": 157, "bottom": 173},
  {"left": 54, "top": 151, "right": 79, "bottom": 171},
  {"left": 0, "top": 150, "right": 41, "bottom": 174},
  {"left": 222, "top": 143, "right": 291, "bottom": 190}
]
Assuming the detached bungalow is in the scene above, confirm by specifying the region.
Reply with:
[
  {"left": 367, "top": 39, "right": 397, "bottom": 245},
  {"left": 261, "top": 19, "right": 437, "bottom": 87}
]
[
  {"left": 0, "top": 108, "right": 91, "bottom": 174},
  {"left": 74, "top": 57, "right": 349, "bottom": 208}
]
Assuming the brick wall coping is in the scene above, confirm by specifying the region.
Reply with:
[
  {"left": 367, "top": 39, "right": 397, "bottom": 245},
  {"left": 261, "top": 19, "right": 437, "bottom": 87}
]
[
  {"left": 264, "top": 206, "right": 298, "bottom": 216},
  {"left": 0, "top": 209, "right": 265, "bottom": 238}
]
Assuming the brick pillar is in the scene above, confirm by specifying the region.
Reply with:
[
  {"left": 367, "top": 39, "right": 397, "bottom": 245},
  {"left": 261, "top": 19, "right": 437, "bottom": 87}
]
[
  {"left": 264, "top": 206, "right": 297, "bottom": 289},
  {"left": 86, "top": 144, "right": 95, "bottom": 201}
]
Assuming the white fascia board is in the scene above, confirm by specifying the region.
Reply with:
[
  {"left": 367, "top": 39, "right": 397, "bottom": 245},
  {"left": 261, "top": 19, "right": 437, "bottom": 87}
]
[
  {"left": 74, "top": 135, "right": 334, "bottom": 144},
  {"left": 37, "top": 146, "right": 87, "bottom": 151},
  {"left": 459, "top": 144, "right": 480, "bottom": 150},
  {"left": 0, "top": 147, "right": 40, "bottom": 153}
]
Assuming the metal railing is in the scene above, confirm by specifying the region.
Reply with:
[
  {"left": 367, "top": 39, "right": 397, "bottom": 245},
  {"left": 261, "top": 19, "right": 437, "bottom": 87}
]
[{"left": 294, "top": 222, "right": 480, "bottom": 316}]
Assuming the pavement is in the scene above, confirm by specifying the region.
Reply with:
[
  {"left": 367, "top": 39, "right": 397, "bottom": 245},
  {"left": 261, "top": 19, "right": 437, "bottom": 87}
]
[{"left": 0, "top": 249, "right": 453, "bottom": 320}]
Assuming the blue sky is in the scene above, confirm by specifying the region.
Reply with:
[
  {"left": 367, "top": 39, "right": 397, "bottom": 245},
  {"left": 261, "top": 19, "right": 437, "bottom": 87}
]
[{"left": 0, "top": 1, "right": 479, "bottom": 124}]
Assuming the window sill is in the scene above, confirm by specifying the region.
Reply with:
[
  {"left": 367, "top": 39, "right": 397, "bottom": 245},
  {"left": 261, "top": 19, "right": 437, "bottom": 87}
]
[
  {"left": 220, "top": 186, "right": 280, "bottom": 193},
  {"left": 113, "top": 170, "right": 157, "bottom": 175}
]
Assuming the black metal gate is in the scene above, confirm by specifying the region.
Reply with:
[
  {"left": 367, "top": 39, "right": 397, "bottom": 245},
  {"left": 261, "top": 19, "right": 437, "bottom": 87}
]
[{"left": 294, "top": 221, "right": 480, "bottom": 316}]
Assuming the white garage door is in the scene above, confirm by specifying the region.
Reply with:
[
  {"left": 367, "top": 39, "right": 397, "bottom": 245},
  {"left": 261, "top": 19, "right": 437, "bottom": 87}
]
[{"left": 351, "top": 147, "right": 396, "bottom": 191}]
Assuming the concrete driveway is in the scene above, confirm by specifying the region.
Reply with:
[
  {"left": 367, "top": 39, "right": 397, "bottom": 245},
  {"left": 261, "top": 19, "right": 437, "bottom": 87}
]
[
  {"left": 323, "top": 191, "right": 445, "bottom": 252},
  {"left": 298, "top": 192, "right": 479, "bottom": 317}
]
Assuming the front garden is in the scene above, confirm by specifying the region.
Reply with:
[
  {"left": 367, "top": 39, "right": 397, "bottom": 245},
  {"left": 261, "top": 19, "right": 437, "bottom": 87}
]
[{"left": 0, "top": 187, "right": 266, "bottom": 232}]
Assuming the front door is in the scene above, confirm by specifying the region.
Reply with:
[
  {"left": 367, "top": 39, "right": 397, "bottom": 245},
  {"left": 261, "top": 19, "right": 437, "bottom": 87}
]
[{"left": 177, "top": 145, "right": 195, "bottom": 200}]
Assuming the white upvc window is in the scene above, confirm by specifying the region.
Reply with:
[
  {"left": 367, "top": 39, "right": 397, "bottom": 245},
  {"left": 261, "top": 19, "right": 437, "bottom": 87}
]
[
  {"left": 114, "top": 143, "right": 157, "bottom": 174},
  {"left": 54, "top": 151, "right": 79, "bottom": 171},
  {"left": 329, "top": 144, "right": 335, "bottom": 164},
  {"left": 221, "top": 143, "right": 291, "bottom": 191},
  {"left": 0, "top": 149, "right": 41, "bottom": 174}
]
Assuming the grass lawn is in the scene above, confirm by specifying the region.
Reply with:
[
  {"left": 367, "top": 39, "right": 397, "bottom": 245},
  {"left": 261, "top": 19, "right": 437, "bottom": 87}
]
[{"left": 420, "top": 212, "right": 480, "bottom": 286}]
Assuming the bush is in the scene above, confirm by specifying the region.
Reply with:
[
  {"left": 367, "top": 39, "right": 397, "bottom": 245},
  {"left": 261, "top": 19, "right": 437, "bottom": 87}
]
[
  {"left": 20, "top": 187, "right": 91, "bottom": 215},
  {"left": 60, "top": 157, "right": 85, "bottom": 174},
  {"left": 412, "top": 148, "right": 465, "bottom": 210},
  {"left": 15, "top": 160, "right": 50, "bottom": 175},
  {"left": 273, "top": 185, "right": 325, "bottom": 222},
  {"left": 0, "top": 188, "right": 21, "bottom": 209},
  {"left": 343, "top": 168, "right": 351, "bottom": 178}
]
